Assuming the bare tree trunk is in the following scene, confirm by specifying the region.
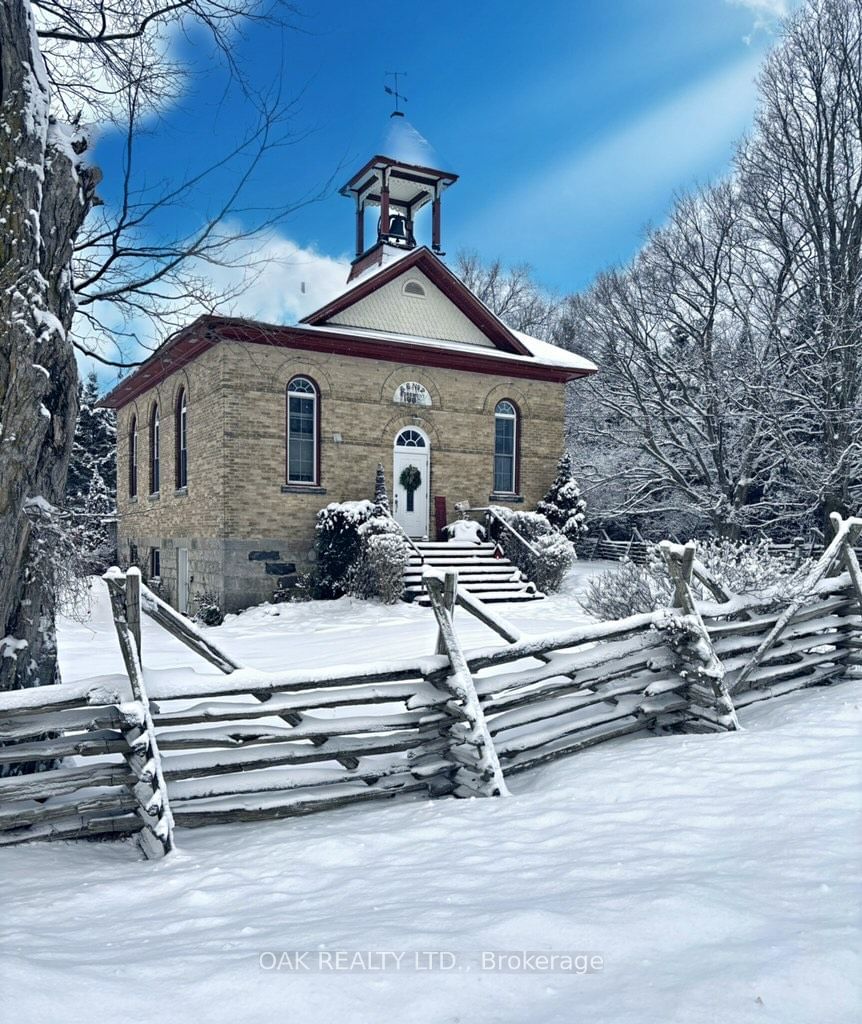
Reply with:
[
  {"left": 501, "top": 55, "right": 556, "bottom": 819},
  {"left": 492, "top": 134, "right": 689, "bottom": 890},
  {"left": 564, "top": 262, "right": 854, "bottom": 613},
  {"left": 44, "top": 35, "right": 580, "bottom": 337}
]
[{"left": 0, "top": 0, "right": 96, "bottom": 692}]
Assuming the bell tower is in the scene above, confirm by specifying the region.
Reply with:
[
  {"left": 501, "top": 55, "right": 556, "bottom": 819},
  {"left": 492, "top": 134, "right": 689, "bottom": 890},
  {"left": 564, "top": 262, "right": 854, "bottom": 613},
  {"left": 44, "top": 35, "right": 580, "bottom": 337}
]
[{"left": 340, "top": 113, "right": 458, "bottom": 281}]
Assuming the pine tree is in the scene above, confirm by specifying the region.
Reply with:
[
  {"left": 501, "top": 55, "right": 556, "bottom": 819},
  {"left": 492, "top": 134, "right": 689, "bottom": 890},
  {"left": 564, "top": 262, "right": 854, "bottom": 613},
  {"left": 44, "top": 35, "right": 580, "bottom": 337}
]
[
  {"left": 537, "top": 452, "right": 588, "bottom": 542},
  {"left": 66, "top": 372, "right": 117, "bottom": 569},
  {"left": 373, "top": 463, "right": 390, "bottom": 515}
]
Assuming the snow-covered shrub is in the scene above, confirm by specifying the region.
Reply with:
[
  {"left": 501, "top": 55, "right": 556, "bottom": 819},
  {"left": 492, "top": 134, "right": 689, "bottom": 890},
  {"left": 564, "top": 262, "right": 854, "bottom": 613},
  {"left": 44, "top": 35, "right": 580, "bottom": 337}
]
[
  {"left": 193, "top": 590, "right": 224, "bottom": 626},
  {"left": 580, "top": 537, "right": 813, "bottom": 620},
  {"left": 347, "top": 517, "right": 410, "bottom": 604},
  {"left": 373, "top": 462, "right": 390, "bottom": 515},
  {"left": 536, "top": 452, "right": 588, "bottom": 542},
  {"left": 579, "top": 558, "right": 673, "bottom": 620},
  {"left": 694, "top": 538, "right": 812, "bottom": 598},
  {"left": 490, "top": 507, "right": 576, "bottom": 593},
  {"left": 272, "top": 572, "right": 314, "bottom": 603},
  {"left": 312, "top": 499, "right": 377, "bottom": 599}
]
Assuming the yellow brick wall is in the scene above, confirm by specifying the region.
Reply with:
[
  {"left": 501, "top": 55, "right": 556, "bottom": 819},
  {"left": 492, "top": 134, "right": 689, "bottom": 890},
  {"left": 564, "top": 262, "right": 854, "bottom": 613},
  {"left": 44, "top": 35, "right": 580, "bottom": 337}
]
[
  {"left": 116, "top": 337, "right": 568, "bottom": 607},
  {"left": 219, "top": 342, "right": 566, "bottom": 551}
]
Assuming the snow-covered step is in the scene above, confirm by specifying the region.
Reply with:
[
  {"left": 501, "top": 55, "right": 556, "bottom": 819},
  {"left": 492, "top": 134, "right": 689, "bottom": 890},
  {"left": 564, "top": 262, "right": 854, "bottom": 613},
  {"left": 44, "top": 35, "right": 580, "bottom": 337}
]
[{"left": 403, "top": 541, "right": 544, "bottom": 605}]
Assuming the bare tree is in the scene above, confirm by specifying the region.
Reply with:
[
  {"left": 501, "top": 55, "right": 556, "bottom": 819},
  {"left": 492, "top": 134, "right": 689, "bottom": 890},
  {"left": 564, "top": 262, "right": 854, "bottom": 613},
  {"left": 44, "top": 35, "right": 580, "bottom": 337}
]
[
  {"left": 0, "top": 0, "right": 312, "bottom": 693},
  {"left": 574, "top": 186, "right": 782, "bottom": 536},
  {"left": 736, "top": 0, "right": 862, "bottom": 532},
  {"left": 455, "top": 249, "right": 565, "bottom": 339},
  {"left": 574, "top": 0, "right": 862, "bottom": 540}
]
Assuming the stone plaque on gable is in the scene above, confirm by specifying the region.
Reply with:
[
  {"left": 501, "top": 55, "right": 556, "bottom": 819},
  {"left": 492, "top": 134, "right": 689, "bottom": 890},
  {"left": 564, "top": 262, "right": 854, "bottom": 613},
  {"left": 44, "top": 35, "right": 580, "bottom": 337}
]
[{"left": 394, "top": 381, "right": 432, "bottom": 407}]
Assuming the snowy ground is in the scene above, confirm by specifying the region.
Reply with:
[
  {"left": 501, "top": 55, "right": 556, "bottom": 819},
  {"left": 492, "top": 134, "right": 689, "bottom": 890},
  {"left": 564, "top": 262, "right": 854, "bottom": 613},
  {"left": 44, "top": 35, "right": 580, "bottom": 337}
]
[{"left": 2, "top": 563, "right": 860, "bottom": 1023}]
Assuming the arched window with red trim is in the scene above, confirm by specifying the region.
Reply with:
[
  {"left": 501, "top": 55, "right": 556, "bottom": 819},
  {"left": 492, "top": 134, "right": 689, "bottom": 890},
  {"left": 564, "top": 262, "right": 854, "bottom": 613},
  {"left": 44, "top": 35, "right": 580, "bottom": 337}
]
[
  {"left": 128, "top": 415, "right": 138, "bottom": 498},
  {"left": 286, "top": 376, "right": 319, "bottom": 484},
  {"left": 175, "top": 387, "right": 188, "bottom": 489},
  {"left": 494, "top": 400, "right": 518, "bottom": 494},
  {"left": 149, "top": 403, "right": 160, "bottom": 494}
]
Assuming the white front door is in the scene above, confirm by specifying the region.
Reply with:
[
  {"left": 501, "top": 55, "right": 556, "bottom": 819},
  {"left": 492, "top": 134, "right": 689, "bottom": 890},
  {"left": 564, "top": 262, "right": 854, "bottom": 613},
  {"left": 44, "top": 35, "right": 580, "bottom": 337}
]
[
  {"left": 393, "top": 428, "right": 430, "bottom": 539},
  {"left": 177, "top": 547, "right": 189, "bottom": 614}
]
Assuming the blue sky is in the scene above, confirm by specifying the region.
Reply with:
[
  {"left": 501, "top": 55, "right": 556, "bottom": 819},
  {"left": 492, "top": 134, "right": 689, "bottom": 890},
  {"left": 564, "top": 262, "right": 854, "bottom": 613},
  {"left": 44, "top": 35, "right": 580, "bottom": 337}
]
[{"left": 89, "top": 0, "right": 791, "bottom": 355}]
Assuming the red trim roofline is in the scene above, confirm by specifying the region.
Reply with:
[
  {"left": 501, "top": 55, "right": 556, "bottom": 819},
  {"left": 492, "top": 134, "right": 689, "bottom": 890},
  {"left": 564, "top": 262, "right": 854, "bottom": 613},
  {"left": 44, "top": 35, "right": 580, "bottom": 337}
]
[
  {"left": 101, "top": 316, "right": 594, "bottom": 410},
  {"left": 300, "top": 247, "right": 532, "bottom": 357}
]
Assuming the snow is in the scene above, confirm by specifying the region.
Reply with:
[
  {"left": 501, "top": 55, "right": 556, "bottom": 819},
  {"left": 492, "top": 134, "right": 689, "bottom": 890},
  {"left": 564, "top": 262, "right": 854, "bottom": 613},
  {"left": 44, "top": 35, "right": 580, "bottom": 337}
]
[
  {"left": 380, "top": 115, "right": 441, "bottom": 169},
  {"left": 444, "top": 519, "right": 486, "bottom": 544},
  {"left": 1, "top": 563, "right": 859, "bottom": 1023}
]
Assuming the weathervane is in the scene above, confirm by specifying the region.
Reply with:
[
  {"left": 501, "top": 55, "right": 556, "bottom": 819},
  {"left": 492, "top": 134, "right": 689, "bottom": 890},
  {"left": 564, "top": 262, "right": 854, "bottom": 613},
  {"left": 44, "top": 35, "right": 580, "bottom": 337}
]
[{"left": 385, "top": 71, "right": 408, "bottom": 116}]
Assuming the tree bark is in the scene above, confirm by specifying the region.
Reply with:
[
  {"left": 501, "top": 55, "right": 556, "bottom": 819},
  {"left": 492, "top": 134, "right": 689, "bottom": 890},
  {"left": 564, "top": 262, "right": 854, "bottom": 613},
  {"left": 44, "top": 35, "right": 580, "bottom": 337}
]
[{"left": 0, "top": 0, "right": 97, "bottom": 693}]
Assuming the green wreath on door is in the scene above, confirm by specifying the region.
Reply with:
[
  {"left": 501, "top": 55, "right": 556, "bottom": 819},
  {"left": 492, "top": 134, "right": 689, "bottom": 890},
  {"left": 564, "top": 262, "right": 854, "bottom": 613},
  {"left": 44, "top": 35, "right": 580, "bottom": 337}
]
[{"left": 400, "top": 465, "right": 422, "bottom": 512}]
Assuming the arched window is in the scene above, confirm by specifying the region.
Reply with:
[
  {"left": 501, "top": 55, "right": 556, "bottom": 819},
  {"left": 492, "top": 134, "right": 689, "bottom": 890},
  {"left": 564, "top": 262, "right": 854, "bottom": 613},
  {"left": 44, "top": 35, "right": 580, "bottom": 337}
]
[
  {"left": 175, "top": 387, "right": 188, "bottom": 489},
  {"left": 149, "top": 403, "right": 160, "bottom": 495},
  {"left": 402, "top": 279, "right": 426, "bottom": 298},
  {"left": 286, "top": 376, "right": 319, "bottom": 484},
  {"left": 128, "top": 415, "right": 138, "bottom": 498},
  {"left": 394, "top": 428, "right": 426, "bottom": 448},
  {"left": 494, "top": 400, "right": 518, "bottom": 494}
]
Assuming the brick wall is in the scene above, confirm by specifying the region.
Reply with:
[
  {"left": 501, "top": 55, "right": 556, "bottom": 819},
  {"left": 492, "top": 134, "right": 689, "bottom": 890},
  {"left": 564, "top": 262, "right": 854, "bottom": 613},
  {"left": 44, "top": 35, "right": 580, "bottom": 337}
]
[{"left": 117, "top": 337, "right": 568, "bottom": 611}]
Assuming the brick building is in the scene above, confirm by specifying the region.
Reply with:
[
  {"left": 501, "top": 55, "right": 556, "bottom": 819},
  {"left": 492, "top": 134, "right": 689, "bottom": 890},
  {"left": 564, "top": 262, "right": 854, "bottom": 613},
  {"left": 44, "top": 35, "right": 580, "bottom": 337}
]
[{"left": 104, "top": 119, "right": 596, "bottom": 612}]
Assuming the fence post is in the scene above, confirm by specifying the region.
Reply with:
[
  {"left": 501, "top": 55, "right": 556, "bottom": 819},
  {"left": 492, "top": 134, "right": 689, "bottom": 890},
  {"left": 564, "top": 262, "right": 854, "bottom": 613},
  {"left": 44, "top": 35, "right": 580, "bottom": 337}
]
[
  {"left": 659, "top": 542, "right": 740, "bottom": 733},
  {"left": 125, "top": 567, "right": 142, "bottom": 658},
  {"left": 728, "top": 513, "right": 862, "bottom": 695},
  {"left": 104, "top": 571, "right": 175, "bottom": 859},
  {"left": 424, "top": 572, "right": 509, "bottom": 798},
  {"left": 435, "top": 571, "right": 457, "bottom": 655}
]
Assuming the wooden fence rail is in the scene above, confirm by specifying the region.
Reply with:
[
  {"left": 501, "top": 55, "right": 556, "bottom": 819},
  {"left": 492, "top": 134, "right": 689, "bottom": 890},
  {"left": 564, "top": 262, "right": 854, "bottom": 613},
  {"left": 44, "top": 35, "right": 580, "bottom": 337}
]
[{"left": 0, "top": 515, "right": 859, "bottom": 856}]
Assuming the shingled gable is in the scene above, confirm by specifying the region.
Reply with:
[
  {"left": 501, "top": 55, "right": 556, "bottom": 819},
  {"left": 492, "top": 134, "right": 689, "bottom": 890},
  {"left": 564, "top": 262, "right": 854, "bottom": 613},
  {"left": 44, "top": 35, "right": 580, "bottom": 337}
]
[{"left": 299, "top": 246, "right": 533, "bottom": 357}]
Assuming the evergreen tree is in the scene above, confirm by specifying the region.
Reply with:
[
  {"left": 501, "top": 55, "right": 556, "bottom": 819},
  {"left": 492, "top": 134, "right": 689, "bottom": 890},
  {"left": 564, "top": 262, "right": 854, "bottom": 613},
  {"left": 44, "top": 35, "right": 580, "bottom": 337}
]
[
  {"left": 537, "top": 452, "right": 588, "bottom": 542},
  {"left": 373, "top": 463, "right": 390, "bottom": 515},
  {"left": 66, "top": 372, "right": 117, "bottom": 569}
]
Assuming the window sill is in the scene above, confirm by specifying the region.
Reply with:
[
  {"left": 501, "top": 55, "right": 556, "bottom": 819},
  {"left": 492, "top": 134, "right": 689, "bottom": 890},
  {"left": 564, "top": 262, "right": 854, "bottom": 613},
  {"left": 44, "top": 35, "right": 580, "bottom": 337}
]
[
  {"left": 174, "top": 486, "right": 188, "bottom": 497},
  {"left": 281, "top": 484, "right": 326, "bottom": 495},
  {"left": 148, "top": 492, "right": 160, "bottom": 502},
  {"left": 489, "top": 492, "right": 524, "bottom": 504},
  {"left": 128, "top": 496, "right": 138, "bottom": 504}
]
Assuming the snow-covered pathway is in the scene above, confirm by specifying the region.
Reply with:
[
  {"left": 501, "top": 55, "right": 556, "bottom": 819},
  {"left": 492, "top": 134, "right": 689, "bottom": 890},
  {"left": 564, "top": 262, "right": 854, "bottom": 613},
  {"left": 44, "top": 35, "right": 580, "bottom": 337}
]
[{"left": 2, "top": 567, "right": 860, "bottom": 1023}]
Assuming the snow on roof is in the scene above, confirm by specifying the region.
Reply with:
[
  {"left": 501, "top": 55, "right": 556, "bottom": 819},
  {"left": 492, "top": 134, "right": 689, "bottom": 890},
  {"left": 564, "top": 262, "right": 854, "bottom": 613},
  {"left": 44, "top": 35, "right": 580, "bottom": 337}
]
[
  {"left": 297, "top": 321, "right": 596, "bottom": 374},
  {"left": 342, "top": 244, "right": 416, "bottom": 289},
  {"left": 381, "top": 116, "right": 439, "bottom": 167},
  {"left": 510, "top": 328, "right": 598, "bottom": 374}
]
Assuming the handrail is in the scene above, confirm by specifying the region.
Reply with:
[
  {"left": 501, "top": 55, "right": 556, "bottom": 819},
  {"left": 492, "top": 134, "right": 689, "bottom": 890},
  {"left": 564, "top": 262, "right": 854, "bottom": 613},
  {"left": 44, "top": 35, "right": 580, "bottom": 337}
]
[
  {"left": 468, "top": 506, "right": 543, "bottom": 560},
  {"left": 386, "top": 510, "right": 426, "bottom": 563}
]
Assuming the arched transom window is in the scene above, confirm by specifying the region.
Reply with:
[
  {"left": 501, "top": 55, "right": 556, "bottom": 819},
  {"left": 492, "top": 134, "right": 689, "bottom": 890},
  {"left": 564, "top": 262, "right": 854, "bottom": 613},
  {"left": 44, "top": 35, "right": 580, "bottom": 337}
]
[
  {"left": 128, "top": 415, "right": 138, "bottom": 498},
  {"left": 286, "top": 376, "right": 319, "bottom": 484},
  {"left": 494, "top": 400, "right": 518, "bottom": 494},
  {"left": 394, "top": 428, "right": 426, "bottom": 448},
  {"left": 402, "top": 279, "right": 426, "bottom": 298},
  {"left": 149, "top": 403, "right": 160, "bottom": 495},
  {"left": 175, "top": 387, "right": 188, "bottom": 489}
]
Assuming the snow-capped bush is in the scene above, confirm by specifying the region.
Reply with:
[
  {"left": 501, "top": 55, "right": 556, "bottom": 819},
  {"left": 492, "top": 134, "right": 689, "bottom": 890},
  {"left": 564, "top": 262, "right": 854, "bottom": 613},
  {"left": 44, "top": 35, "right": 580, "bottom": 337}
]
[
  {"left": 536, "top": 452, "right": 588, "bottom": 542},
  {"left": 580, "top": 537, "right": 814, "bottom": 620},
  {"left": 193, "top": 590, "right": 224, "bottom": 627},
  {"left": 579, "top": 557, "right": 672, "bottom": 620},
  {"left": 312, "top": 499, "right": 377, "bottom": 599},
  {"left": 348, "top": 517, "right": 410, "bottom": 604},
  {"left": 694, "top": 537, "right": 812, "bottom": 597},
  {"left": 490, "top": 507, "right": 576, "bottom": 593},
  {"left": 272, "top": 572, "right": 314, "bottom": 603}
]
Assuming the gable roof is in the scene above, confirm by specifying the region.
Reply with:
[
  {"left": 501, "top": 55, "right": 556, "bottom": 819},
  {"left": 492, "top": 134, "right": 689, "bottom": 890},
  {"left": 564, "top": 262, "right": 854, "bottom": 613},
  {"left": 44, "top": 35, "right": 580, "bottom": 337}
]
[{"left": 300, "top": 247, "right": 533, "bottom": 357}]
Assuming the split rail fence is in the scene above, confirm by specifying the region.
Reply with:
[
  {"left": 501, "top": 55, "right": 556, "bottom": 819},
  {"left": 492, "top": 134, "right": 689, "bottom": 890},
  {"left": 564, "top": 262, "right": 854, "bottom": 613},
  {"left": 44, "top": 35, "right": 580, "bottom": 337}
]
[{"left": 1, "top": 515, "right": 860, "bottom": 859}]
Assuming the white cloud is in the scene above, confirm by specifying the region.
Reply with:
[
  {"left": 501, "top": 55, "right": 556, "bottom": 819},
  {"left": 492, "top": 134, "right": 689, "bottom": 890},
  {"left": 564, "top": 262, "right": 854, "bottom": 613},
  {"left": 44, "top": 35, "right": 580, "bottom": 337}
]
[
  {"left": 198, "top": 231, "right": 350, "bottom": 325},
  {"left": 77, "top": 230, "right": 351, "bottom": 389},
  {"left": 726, "top": 0, "right": 792, "bottom": 42}
]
